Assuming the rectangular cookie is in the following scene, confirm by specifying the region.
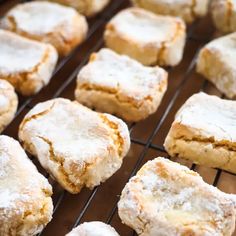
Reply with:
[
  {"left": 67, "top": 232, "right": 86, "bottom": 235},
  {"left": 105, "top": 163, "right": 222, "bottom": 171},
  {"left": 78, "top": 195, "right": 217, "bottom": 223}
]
[
  {"left": 18, "top": 98, "right": 130, "bottom": 194},
  {"left": 75, "top": 48, "right": 168, "bottom": 122},
  {"left": 104, "top": 7, "right": 186, "bottom": 66},
  {"left": 164, "top": 92, "right": 236, "bottom": 174},
  {"left": 0, "top": 29, "right": 58, "bottom": 96},
  {"left": 118, "top": 157, "right": 236, "bottom": 236},
  {"left": 196, "top": 32, "right": 236, "bottom": 98},
  {"left": 1, "top": 1, "right": 88, "bottom": 56},
  {"left": 132, "top": 0, "right": 209, "bottom": 23},
  {"left": 0, "top": 135, "right": 53, "bottom": 236}
]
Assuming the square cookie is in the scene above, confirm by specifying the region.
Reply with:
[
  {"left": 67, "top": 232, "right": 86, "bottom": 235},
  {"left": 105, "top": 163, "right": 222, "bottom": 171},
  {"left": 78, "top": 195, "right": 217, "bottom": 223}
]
[
  {"left": 18, "top": 98, "right": 130, "bottom": 194},
  {"left": 75, "top": 48, "right": 168, "bottom": 122},
  {"left": 132, "top": 0, "right": 209, "bottom": 24},
  {"left": 104, "top": 7, "right": 186, "bottom": 66},
  {"left": 211, "top": 0, "right": 236, "bottom": 33},
  {"left": 0, "top": 135, "right": 53, "bottom": 236},
  {"left": 47, "top": 0, "right": 110, "bottom": 17},
  {"left": 118, "top": 157, "right": 236, "bottom": 236},
  {"left": 196, "top": 32, "right": 236, "bottom": 98},
  {"left": 164, "top": 92, "right": 236, "bottom": 174},
  {"left": 0, "top": 29, "right": 58, "bottom": 96},
  {"left": 1, "top": 1, "right": 88, "bottom": 56}
]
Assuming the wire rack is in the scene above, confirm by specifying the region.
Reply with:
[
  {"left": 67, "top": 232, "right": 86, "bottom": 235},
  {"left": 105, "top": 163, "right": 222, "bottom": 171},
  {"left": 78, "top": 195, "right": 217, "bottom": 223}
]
[{"left": 0, "top": 1, "right": 236, "bottom": 236}]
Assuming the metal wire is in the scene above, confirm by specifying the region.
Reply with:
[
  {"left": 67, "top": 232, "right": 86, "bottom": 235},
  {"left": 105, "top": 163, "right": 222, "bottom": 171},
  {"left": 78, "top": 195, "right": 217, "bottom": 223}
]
[{"left": 0, "top": 1, "right": 235, "bottom": 236}]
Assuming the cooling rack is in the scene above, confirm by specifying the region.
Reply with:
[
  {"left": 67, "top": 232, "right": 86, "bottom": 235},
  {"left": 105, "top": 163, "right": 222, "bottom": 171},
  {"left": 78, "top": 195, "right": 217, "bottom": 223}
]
[{"left": 0, "top": 0, "right": 236, "bottom": 235}]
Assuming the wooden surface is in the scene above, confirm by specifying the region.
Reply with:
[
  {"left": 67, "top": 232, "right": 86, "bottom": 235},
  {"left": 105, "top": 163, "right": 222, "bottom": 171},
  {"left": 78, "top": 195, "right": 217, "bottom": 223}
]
[{"left": 0, "top": 1, "right": 236, "bottom": 235}]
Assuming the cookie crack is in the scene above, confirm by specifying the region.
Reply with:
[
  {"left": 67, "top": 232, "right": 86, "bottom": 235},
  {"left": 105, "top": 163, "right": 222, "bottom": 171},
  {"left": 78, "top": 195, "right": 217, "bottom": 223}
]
[
  {"left": 99, "top": 114, "right": 124, "bottom": 157},
  {"left": 156, "top": 20, "right": 183, "bottom": 65},
  {"left": 19, "top": 102, "right": 55, "bottom": 132},
  {"left": 78, "top": 83, "right": 153, "bottom": 109},
  {"left": 0, "top": 45, "right": 51, "bottom": 96},
  {"left": 36, "top": 136, "right": 81, "bottom": 193}
]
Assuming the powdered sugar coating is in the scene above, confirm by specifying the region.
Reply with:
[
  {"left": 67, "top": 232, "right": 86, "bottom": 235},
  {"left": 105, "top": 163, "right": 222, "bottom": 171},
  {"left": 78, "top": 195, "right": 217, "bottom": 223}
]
[
  {"left": 118, "top": 157, "right": 236, "bottom": 236},
  {"left": 1, "top": 1, "right": 88, "bottom": 56},
  {"left": 78, "top": 48, "right": 167, "bottom": 101},
  {"left": 19, "top": 98, "right": 130, "bottom": 193},
  {"left": 0, "top": 135, "right": 53, "bottom": 236},
  {"left": 0, "top": 29, "right": 58, "bottom": 96},
  {"left": 108, "top": 8, "right": 181, "bottom": 46},
  {"left": 2, "top": 1, "right": 80, "bottom": 35},
  {"left": 132, "top": 0, "right": 209, "bottom": 23},
  {"left": 104, "top": 7, "right": 186, "bottom": 66},
  {"left": 197, "top": 32, "right": 236, "bottom": 98},
  {"left": 0, "top": 29, "right": 53, "bottom": 75},
  {"left": 175, "top": 92, "right": 236, "bottom": 142},
  {"left": 66, "top": 221, "right": 119, "bottom": 236},
  {"left": 76, "top": 48, "right": 167, "bottom": 121}
]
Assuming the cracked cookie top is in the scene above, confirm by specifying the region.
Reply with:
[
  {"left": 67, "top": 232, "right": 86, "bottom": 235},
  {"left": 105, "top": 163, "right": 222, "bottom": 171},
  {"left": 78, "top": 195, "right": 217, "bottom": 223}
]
[
  {"left": 0, "top": 135, "right": 53, "bottom": 235},
  {"left": 66, "top": 221, "right": 119, "bottom": 236},
  {"left": 19, "top": 98, "right": 129, "bottom": 162},
  {"left": 0, "top": 29, "right": 56, "bottom": 75},
  {"left": 198, "top": 32, "right": 236, "bottom": 71},
  {"left": 118, "top": 157, "right": 236, "bottom": 236},
  {"left": 1, "top": 1, "right": 84, "bottom": 36},
  {"left": 77, "top": 48, "right": 167, "bottom": 105},
  {"left": 174, "top": 92, "right": 236, "bottom": 142},
  {"left": 105, "top": 7, "right": 185, "bottom": 46},
  {"left": 18, "top": 98, "right": 130, "bottom": 193}
]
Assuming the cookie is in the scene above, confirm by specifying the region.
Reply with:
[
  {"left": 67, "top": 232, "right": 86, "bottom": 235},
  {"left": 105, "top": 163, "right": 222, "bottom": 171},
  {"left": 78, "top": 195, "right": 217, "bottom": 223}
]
[
  {"left": 196, "top": 32, "right": 236, "bottom": 98},
  {"left": 132, "top": 0, "right": 209, "bottom": 23},
  {"left": 0, "top": 29, "right": 58, "bottom": 96},
  {"left": 1, "top": 1, "right": 88, "bottom": 56},
  {"left": 118, "top": 157, "right": 236, "bottom": 236},
  {"left": 164, "top": 92, "right": 236, "bottom": 174},
  {"left": 18, "top": 98, "right": 130, "bottom": 194},
  {"left": 66, "top": 222, "right": 119, "bottom": 236},
  {"left": 104, "top": 8, "right": 186, "bottom": 66},
  {"left": 75, "top": 48, "right": 168, "bottom": 122}
]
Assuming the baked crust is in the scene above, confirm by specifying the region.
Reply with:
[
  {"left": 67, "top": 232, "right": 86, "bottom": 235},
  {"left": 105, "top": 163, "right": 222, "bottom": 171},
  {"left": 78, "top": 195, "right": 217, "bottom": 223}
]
[
  {"left": 0, "top": 79, "right": 18, "bottom": 132},
  {"left": 196, "top": 32, "right": 236, "bottom": 98},
  {"left": 118, "top": 157, "right": 236, "bottom": 236},
  {"left": 132, "top": 0, "right": 209, "bottom": 24},
  {"left": 75, "top": 48, "right": 168, "bottom": 122},
  {"left": 0, "top": 135, "right": 53, "bottom": 236},
  {"left": 66, "top": 221, "right": 119, "bottom": 236},
  {"left": 1, "top": 1, "right": 88, "bottom": 56},
  {"left": 211, "top": 0, "right": 236, "bottom": 33},
  {"left": 47, "top": 0, "right": 110, "bottom": 17},
  {"left": 18, "top": 98, "right": 130, "bottom": 194},
  {"left": 0, "top": 29, "right": 58, "bottom": 96},
  {"left": 104, "top": 7, "right": 186, "bottom": 66},
  {"left": 164, "top": 92, "right": 236, "bottom": 174}
]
